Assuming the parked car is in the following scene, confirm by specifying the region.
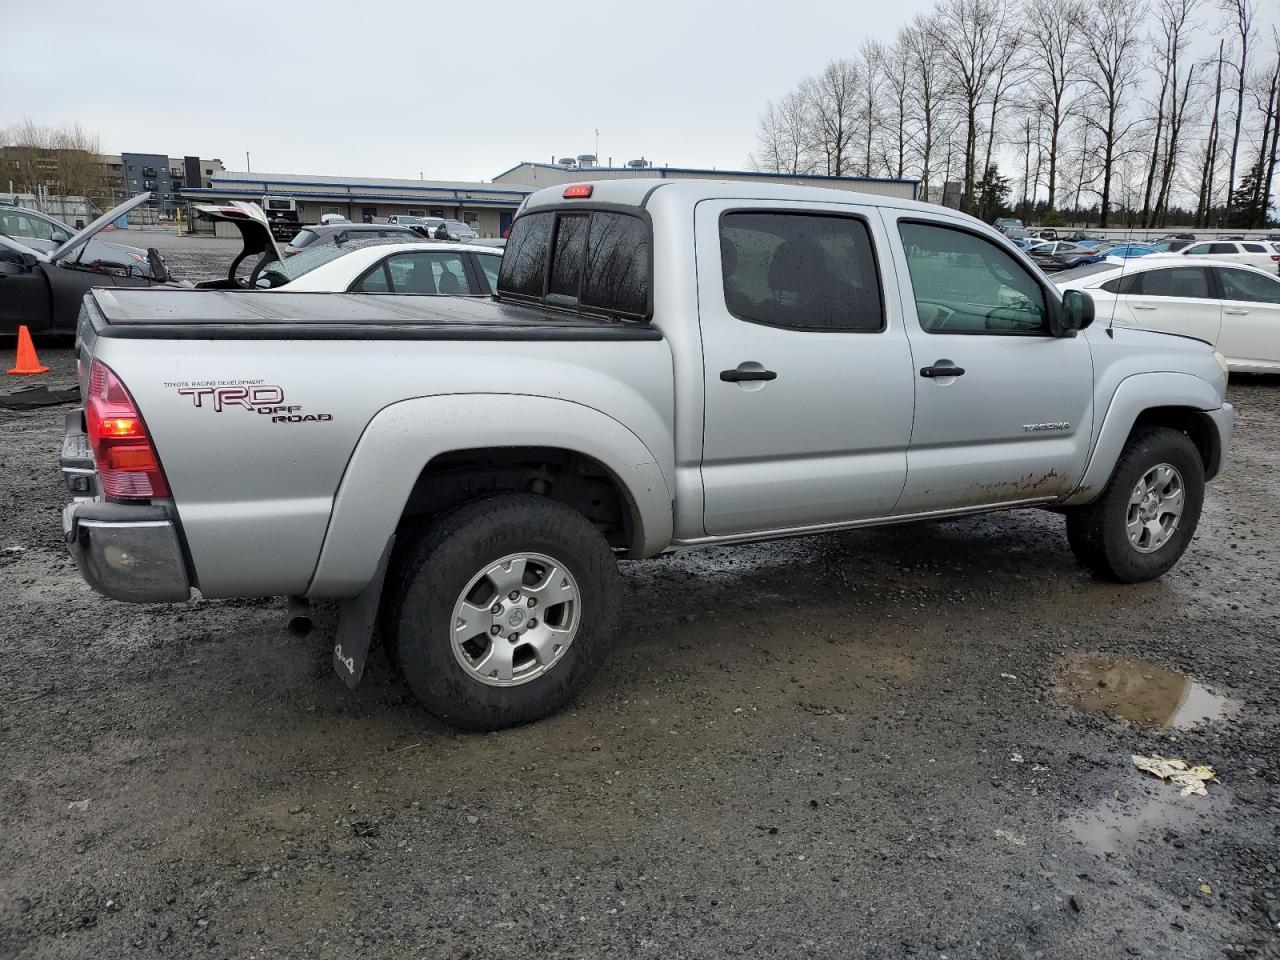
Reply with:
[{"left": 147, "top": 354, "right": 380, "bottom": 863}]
[
  {"left": 255, "top": 240, "right": 502, "bottom": 295},
  {"left": 993, "top": 217, "right": 1023, "bottom": 233},
  {"left": 1056, "top": 258, "right": 1280, "bottom": 373},
  {"left": 1027, "top": 241, "right": 1106, "bottom": 272},
  {"left": 0, "top": 193, "right": 171, "bottom": 336},
  {"left": 1104, "top": 243, "right": 1157, "bottom": 260},
  {"left": 429, "top": 219, "right": 480, "bottom": 242},
  {"left": 1148, "top": 239, "right": 1280, "bottom": 274},
  {"left": 61, "top": 178, "right": 1232, "bottom": 731},
  {"left": 1029, "top": 228, "right": 1059, "bottom": 240},
  {"left": 319, "top": 213, "right": 349, "bottom": 225},
  {"left": 1149, "top": 238, "right": 1197, "bottom": 253},
  {"left": 1076, "top": 239, "right": 1110, "bottom": 250},
  {"left": 283, "top": 222, "right": 421, "bottom": 257},
  {"left": 0, "top": 201, "right": 163, "bottom": 279}
]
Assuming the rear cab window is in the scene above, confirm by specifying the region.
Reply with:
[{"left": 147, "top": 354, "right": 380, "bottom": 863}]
[{"left": 497, "top": 209, "right": 650, "bottom": 320}]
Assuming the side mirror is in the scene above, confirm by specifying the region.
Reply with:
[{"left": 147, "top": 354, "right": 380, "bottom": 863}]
[
  {"left": 1060, "top": 289, "right": 1095, "bottom": 335},
  {"left": 50, "top": 230, "right": 70, "bottom": 245}
]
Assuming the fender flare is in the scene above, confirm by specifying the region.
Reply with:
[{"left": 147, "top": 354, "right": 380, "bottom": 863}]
[
  {"left": 306, "top": 394, "right": 673, "bottom": 597},
  {"left": 1063, "top": 372, "right": 1228, "bottom": 505}
]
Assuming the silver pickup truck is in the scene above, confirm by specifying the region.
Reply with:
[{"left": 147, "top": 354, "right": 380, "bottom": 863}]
[{"left": 61, "top": 178, "right": 1233, "bottom": 730}]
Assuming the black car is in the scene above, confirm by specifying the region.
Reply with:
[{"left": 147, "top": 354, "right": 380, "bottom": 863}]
[
  {"left": 0, "top": 194, "right": 171, "bottom": 336},
  {"left": 284, "top": 222, "right": 420, "bottom": 257},
  {"left": 0, "top": 202, "right": 165, "bottom": 280}
]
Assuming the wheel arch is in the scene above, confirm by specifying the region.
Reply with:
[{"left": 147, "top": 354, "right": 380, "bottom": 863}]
[
  {"left": 1064, "top": 372, "right": 1228, "bottom": 505},
  {"left": 306, "top": 394, "right": 673, "bottom": 597}
]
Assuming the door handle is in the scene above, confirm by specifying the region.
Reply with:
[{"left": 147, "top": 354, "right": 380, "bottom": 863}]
[
  {"left": 1132, "top": 303, "right": 1157, "bottom": 310},
  {"left": 720, "top": 366, "right": 778, "bottom": 383},
  {"left": 920, "top": 363, "right": 966, "bottom": 379},
  {"left": 1223, "top": 308, "right": 1248, "bottom": 316}
]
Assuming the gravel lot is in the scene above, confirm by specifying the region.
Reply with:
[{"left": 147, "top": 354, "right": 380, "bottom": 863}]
[{"left": 1, "top": 235, "right": 1278, "bottom": 959}]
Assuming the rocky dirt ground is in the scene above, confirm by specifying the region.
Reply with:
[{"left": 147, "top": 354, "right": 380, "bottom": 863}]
[{"left": 0, "top": 236, "right": 1277, "bottom": 959}]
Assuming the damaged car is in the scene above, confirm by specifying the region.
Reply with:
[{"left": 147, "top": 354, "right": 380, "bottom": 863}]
[{"left": 0, "top": 193, "right": 170, "bottom": 336}]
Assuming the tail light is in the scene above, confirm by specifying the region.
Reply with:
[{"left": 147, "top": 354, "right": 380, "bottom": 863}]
[{"left": 85, "top": 359, "right": 170, "bottom": 499}]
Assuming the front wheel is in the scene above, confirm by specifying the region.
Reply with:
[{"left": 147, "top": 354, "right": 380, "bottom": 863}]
[
  {"left": 1064, "top": 426, "right": 1205, "bottom": 582},
  {"left": 387, "top": 494, "right": 621, "bottom": 731}
]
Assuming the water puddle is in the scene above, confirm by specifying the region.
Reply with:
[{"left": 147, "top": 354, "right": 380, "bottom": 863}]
[
  {"left": 1052, "top": 652, "right": 1236, "bottom": 729},
  {"left": 1066, "top": 792, "right": 1230, "bottom": 857}
]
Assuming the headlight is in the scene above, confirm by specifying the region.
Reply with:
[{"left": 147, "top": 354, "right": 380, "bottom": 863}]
[
  {"left": 1213, "top": 351, "right": 1230, "bottom": 385},
  {"left": 128, "top": 252, "right": 146, "bottom": 262}
]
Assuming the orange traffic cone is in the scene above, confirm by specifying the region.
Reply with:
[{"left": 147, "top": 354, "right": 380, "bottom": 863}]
[{"left": 7, "top": 325, "right": 49, "bottom": 375}]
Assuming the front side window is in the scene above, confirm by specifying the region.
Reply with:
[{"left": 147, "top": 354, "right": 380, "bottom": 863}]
[
  {"left": 1209, "top": 243, "right": 1237, "bottom": 255},
  {"left": 1, "top": 211, "right": 55, "bottom": 241},
  {"left": 719, "top": 212, "right": 883, "bottom": 331},
  {"left": 1217, "top": 268, "right": 1280, "bottom": 303},
  {"left": 899, "top": 221, "right": 1048, "bottom": 334},
  {"left": 1133, "top": 267, "right": 1210, "bottom": 299}
]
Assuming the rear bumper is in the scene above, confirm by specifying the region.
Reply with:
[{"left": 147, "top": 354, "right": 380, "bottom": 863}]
[{"left": 63, "top": 501, "right": 191, "bottom": 603}]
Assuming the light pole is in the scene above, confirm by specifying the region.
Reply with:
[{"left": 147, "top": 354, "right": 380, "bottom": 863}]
[{"left": 245, "top": 151, "right": 251, "bottom": 173}]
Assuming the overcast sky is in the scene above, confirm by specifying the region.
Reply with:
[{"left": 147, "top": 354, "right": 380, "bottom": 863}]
[{"left": 4, "top": 0, "right": 1276, "bottom": 184}]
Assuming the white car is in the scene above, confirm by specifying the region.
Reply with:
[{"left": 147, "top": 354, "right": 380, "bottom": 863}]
[
  {"left": 1147, "top": 239, "right": 1280, "bottom": 273},
  {"left": 256, "top": 239, "right": 502, "bottom": 295},
  {"left": 1055, "top": 258, "right": 1280, "bottom": 373}
]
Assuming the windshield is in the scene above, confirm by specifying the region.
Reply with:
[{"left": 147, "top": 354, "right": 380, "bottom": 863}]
[
  {"left": 257, "top": 237, "right": 401, "bottom": 287},
  {"left": 396, "top": 216, "right": 424, "bottom": 225}
]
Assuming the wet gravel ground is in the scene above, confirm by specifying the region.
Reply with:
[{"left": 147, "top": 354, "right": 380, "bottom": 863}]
[{"left": 1, "top": 236, "right": 1278, "bottom": 959}]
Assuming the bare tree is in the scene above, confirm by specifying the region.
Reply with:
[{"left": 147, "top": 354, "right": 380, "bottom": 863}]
[
  {"left": 1, "top": 117, "right": 106, "bottom": 206},
  {"left": 752, "top": 90, "right": 814, "bottom": 174},
  {"left": 802, "top": 59, "right": 861, "bottom": 176},
  {"left": 980, "top": 26, "right": 1028, "bottom": 190},
  {"left": 1196, "top": 41, "right": 1226, "bottom": 225},
  {"left": 902, "top": 14, "right": 946, "bottom": 201},
  {"left": 1252, "top": 35, "right": 1280, "bottom": 224},
  {"left": 1080, "top": 2, "right": 1146, "bottom": 225},
  {"left": 930, "top": 0, "right": 1013, "bottom": 213},
  {"left": 1220, "top": 0, "right": 1258, "bottom": 220},
  {"left": 1145, "top": 0, "right": 1200, "bottom": 226},
  {"left": 1026, "top": 0, "right": 1086, "bottom": 210},
  {"left": 857, "top": 40, "right": 885, "bottom": 176}
]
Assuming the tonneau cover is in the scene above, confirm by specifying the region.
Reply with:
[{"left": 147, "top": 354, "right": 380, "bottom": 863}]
[
  {"left": 91, "top": 288, "right": 640, "bottom": 328},
  {"left": 86, "top": 289, "right": 661, "bottom": 341}
]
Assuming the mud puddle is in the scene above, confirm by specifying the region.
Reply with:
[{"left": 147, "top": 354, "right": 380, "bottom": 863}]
[
  {"left": 1066, "top": 791, "right": 1231, "bottom": 857},
  {"left": 1052, "top": 652, "right": 1237, "bottom": 729}
]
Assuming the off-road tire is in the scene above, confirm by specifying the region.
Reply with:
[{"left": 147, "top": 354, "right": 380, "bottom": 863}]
[
  {"left": 1065, "top": 426, "right": 1205, "bottom": 583},
  {"left": 387, "top": 494, "right": 621, "bottom": 731}
]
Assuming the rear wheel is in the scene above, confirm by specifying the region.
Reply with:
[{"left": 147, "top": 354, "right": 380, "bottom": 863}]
[
  {"left": 1065, "top": 426, "right": 1205, "bottom": 582},
  {"left": 388, "top": 494, "right": 620, "bottom": 730}
]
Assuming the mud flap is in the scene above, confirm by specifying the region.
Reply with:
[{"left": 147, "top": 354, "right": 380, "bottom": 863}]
[{"left": 331, "top": 535, "right": 395, "bottom": 690}]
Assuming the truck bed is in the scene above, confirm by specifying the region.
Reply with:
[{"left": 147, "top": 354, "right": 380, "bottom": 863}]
[{"left": 87, "top": 288, "right": 662, "bottom": 341}]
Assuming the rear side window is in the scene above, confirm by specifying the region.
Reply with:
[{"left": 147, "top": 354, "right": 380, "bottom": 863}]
[
  {"left": 289, "top": 228, "right": 318, "bottom": 250},
  {"left": 719, "top": 212, "right": 883, "bottom": 331},
  {"left": 1241, "top": 242, "right": 1266, "bottom": 253},
  {"left": 355, "top": 250, "right": 475, "bottom": 295},
  {"left": 1134, "top": 267, "right": 1210, "bottom": 298},
  {"left": 497, "top": 209, "right": 651, "bottom": 319},
  {"left": 1099, "top": 274, "right": 1140, "bottom": 294}
]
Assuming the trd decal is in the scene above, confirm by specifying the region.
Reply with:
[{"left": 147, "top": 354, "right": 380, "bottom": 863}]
[{"left": 168, "top": 380, "right": 333, "bottom": 424}]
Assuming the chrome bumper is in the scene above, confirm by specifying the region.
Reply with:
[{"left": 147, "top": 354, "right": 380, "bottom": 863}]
[{"left": 63, "top": 501, "right": 191, "bottom": 603}]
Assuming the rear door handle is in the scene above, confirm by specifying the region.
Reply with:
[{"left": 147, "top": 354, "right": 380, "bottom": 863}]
[
  {"left": 920, "top": 364, "right": 965, "bottom": 379},
  {"left": 1224, "top": 308, "right": 1248, "bottom": 316},
  {"left": 1132, "top": 303, "right": 1157, "bottom": 310},
  {"left": 720, "top": 366, "right": 778, "bottom": 383}
]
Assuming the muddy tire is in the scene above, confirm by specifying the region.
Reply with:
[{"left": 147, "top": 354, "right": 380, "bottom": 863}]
[
  {"left": 1064, "top": 426, "right": 1205, "bottom": 583},
  {"left": 387, "top": 494, "right": 620, "bottom": 731}
]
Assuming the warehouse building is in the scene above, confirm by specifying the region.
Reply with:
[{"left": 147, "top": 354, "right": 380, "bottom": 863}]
[{"left": 179, "top": 162, "right": 918, "bottom": 238}]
